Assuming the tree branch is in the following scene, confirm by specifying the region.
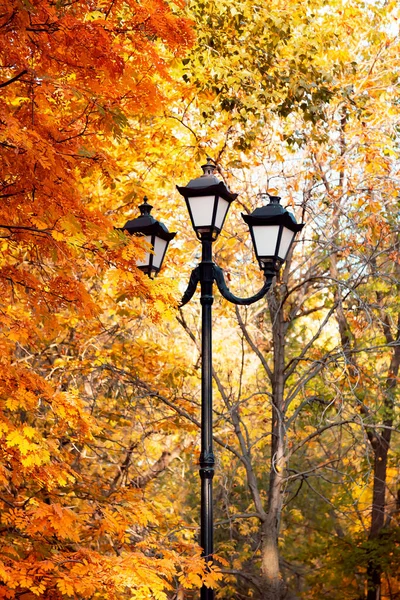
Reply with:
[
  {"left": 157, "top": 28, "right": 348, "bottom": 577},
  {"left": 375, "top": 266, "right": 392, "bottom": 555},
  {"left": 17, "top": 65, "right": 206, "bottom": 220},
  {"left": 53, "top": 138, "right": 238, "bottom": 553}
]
[
  {"left": 0, "top": 69, "right": 28, "bottom": 89},
  {"left": 235, "top": 305, "right": 273, "bottom": 380}
]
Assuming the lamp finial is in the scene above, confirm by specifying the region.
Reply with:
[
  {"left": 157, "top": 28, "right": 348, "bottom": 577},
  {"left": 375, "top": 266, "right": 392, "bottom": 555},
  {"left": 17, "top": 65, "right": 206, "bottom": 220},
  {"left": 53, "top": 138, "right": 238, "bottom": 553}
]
[
  {"left": 267, "top": 193, "right": 281, "bottom": 204},
  {"left": 139, "top": 196, "right": 153, "bottom": 215},
  {"left": 201, "top": 157, "right": 217, "bottom": 177}
]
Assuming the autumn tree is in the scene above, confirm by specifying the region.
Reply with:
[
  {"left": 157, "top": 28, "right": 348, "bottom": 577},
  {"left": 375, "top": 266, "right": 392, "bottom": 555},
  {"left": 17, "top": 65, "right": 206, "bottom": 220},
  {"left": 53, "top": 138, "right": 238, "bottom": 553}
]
[{"left": 0, "top": 0, "right": 223, "bottom": 598}]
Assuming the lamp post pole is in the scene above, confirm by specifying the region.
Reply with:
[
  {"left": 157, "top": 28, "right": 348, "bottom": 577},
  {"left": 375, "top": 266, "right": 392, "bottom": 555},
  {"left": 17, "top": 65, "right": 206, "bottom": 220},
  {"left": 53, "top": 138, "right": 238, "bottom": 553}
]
[
  {"left": 199, "top": 238, "right": 214, "bottom": 600},
  {"left": 123, "top": 158, "right": 304, "bottom": 599}
]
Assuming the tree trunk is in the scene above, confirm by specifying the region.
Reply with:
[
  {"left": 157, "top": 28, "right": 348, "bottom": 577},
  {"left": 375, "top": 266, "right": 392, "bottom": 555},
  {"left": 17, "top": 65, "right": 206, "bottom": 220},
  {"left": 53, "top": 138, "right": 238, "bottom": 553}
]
[
  {"left": 261, "top": 282, "right": 287, "bottom": 600},
  {"left": 261, "top": 514, "right": 284, "bottom": 600},
  {"left": 366, "top": 306, "right": 399, "bottom": 599},
  {"left": 366, "top": 438, "right": 389, "bottom": 600},
  {"left": 261, "top": 426, "right": 285, "bottom": 600}
]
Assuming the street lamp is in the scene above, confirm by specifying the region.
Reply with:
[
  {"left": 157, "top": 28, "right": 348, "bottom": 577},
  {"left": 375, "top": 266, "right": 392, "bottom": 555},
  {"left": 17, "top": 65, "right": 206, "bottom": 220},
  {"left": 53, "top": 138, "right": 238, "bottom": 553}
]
[
  {"left": 123, "top": 160, "right": 304, "bottom": 599},
  {"left": 176, "top": 158, "right": 237, "bottom": 241},
  {"left": 176, "top": 159, "right": 304, "bottom": 600},
  {"left": 122, "top": 197, "right": 176, "bottom": 277},
  {"left": 242, "top": 193, "right": 303, "bottom": 273}
]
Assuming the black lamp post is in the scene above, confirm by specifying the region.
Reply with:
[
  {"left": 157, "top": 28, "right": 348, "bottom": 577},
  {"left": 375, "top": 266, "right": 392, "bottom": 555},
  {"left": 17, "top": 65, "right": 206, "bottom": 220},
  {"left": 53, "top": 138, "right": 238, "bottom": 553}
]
[
  {"left": 176, "top": 159, "right": 304, "bottom": 600},
  {"left": 122, "top": 197, "right": 176, "bottom": 277},
  {"left": 122, "top": 161, "right": 304, "bottom": 599}
]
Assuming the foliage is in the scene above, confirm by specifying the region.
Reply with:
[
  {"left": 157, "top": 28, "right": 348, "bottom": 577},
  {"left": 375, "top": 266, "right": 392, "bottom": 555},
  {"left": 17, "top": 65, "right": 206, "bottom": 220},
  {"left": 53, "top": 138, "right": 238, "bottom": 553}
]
[{"left": 1, "top": 0, "right": 400, "bottom": 598}]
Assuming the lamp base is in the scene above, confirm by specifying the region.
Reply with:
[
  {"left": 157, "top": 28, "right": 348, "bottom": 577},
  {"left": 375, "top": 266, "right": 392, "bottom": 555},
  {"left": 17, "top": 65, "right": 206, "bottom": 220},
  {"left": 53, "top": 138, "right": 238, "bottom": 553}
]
[{"left": 261, "top": 258, "right": 282, "bottom": 278}]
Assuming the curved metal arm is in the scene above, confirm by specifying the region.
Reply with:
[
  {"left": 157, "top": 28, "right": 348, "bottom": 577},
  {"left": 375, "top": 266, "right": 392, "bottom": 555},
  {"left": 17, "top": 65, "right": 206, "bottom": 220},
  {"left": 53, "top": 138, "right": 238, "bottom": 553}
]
[
  {"left": 180, "top": 266, "right": 201, "bottom": 307},
  {"left": 213, "top": 264, "right": 274, "bottom": 305}
]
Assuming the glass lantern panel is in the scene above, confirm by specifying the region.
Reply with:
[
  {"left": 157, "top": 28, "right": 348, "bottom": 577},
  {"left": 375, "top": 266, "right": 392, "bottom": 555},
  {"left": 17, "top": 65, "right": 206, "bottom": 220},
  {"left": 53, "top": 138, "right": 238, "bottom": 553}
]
[
  {"left": 153, "top": 237, "right": 168, "bottom": 269},
  {"left": 277, "top": 227, "right": 295, "bottom": 260},
  {"left": 136, "top": 235, "right": 152, "bottom": 267},
  {"left": 215, "top": 198, "right": 229, "bottom": 230},
  {"left": 252, "top": 225, "right": 280, "bottom": 258},
  {"left": 187, "top": 195, "right": 216, "bottom": 228}
]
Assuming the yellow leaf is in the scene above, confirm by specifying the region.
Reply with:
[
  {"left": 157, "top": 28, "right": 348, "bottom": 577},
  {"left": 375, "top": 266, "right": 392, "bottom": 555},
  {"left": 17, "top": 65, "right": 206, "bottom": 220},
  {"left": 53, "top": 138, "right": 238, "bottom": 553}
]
[{"left": 6, "top": 430, "right": 31, "bottom": 454}]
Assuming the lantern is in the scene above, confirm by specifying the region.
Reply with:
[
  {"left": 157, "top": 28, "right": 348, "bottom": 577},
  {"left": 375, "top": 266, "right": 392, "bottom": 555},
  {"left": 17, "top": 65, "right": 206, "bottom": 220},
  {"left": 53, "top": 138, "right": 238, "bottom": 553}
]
[
  {"left": 242, "top": 194, "right": 304, "bottom": 272},
  {"left": 176, "top": 157, "right": 237, "bottom": 240},
  {"left": 122, "top": 198, "right": 176, "bottom": 277}
]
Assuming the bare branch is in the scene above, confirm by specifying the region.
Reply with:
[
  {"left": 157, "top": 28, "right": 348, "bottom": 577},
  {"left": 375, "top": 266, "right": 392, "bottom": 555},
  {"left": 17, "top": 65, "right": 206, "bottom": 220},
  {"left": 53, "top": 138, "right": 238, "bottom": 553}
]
[
  {"left": 235, "top": 305, "right": 273, "bottom": 380},
  {"left": 0, "top": 69, "right": 28, "bottom": 88},
  {"left": 289, "top": 420, "right": 355, "bottom": 457}
]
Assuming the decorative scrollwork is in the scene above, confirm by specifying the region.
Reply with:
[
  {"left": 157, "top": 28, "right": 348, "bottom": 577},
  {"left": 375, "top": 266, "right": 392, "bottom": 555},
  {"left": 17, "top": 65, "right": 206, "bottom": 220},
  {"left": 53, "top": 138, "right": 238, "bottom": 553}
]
[
  {"left": 180, "top": 264, "right": 274, "bottom": 307},
  {"left": 180, "top": 266, "right": 201, "bottom": 307},
  {"left": 213, "top": 264, "right": 273, "bottom": 306}
]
